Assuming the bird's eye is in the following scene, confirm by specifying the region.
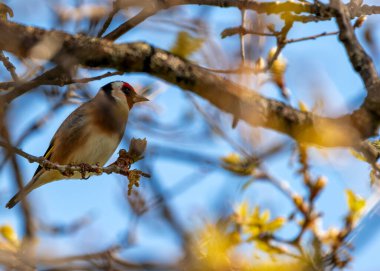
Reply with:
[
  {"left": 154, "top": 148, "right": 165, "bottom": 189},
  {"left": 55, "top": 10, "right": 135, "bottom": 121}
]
[
  {"left": 122, "top": 82, "right": 135, "bottom": 96},
  {"left": 122, "top": 86, "right": 131, "bottom": 96}
]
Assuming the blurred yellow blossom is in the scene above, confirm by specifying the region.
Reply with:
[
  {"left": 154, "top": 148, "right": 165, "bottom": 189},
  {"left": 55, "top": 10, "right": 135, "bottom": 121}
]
[
  {"left": 221, "top": 153, "right": 256, "bottom": 176},
  {"left": 0, "top": 224, "right": 19, "bottom": 248},
  {"left": 345, "top": 189, "right": 366, "bottom": 222}
]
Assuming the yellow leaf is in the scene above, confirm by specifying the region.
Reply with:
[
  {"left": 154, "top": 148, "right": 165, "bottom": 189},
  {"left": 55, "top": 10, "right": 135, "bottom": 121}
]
[
  {"left": 229, "top": 230, "right": 241, "bottom": 245},
  {"left": 320, "top": 227, "right": 340, "bottom": 245},
  {"left": 221, "top": 153, "right": 255, "bottom": 176},
  {"left": 349, "top": 149, "right": 367, "bottom": 162},
  {"left": 222, "top": 164, "right": 255, "bottom": 176},
  {"left": 255, "top": 240, "right": 285, "bottom": 255},
  {"left": 271, "top": 59, "right": 287, "bottom": 76},
  {"left": 234, "top": 201, "right": 249, "bottom": 224},
  {"left": 171, "top": 31, "right": 204, "bottom": 58},
  {"left": 267, "top": 47, "right": 287, "bottom": 76},
  {"left": 0, "top": 225, "right": 18, "bottom": 246},
  {"left": 265, "top": 217, "right": 286, "bottom": 233},
  {"left": 298, "top": 101, "right": 309, "bottom": 112},
  {"left": 293, "top": 194, "right": 304, "bottom": 209},
  {"left": 256, "top": 240, "right": 271, "bottom": 252},
  {"left": 252, "top": 206, "right": 260, "bottom": 221},
  {"left": 345, "top": 189, "right": 366, "bottom": 214},
  {"left": 314, "top": 176, "right": 327, "bottom": 191},
  {"left": 222, "top": 153, "right": 241, "bottom": 165},
  {"left": 195, "top": 224, "right": 232, "bottom": 269},
  {"left": 254, "top": 57, "right": 266, "bottom": 72},
  {"left": 268, "top": 47, "right": 277, "bottom": 59},
  {"left": 250, "top": 261, "right": 307, "bottom": 271},
  {"left": 244, "top": 225, "right": 261, "bottom": 238},
  {"left": 260, "top": 209, "right": 271, "bottom": 223}
]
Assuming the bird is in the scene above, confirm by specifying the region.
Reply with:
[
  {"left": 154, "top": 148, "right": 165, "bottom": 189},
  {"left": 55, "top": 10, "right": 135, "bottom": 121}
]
[{"left": 6, "top": 81, "right": 148, "bottom": 209}]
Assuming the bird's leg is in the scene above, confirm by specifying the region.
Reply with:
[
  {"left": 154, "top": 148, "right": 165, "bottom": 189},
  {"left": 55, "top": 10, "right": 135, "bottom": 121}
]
[{"left": 78, "top": 163, "right": 93, "bottom": 179}]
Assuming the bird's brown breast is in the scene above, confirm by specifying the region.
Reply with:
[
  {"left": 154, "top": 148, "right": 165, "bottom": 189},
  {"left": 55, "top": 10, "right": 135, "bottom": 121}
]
[{"left": 90, "top": 98, "right": 128, "bottom": 138}]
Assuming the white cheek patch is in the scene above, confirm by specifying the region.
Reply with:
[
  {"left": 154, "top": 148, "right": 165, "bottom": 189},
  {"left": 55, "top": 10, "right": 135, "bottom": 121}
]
[
  {"left": 111, "top": 81, "right": 124, "bottom": 91},
  {"left": 112, "top": 89, "right": 126, "bottom": 101}
]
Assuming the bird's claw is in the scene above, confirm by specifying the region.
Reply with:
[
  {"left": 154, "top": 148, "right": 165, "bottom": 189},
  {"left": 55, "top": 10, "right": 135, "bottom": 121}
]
[{"left": 79, "top": 163, "right": 92, "bottom": 179}]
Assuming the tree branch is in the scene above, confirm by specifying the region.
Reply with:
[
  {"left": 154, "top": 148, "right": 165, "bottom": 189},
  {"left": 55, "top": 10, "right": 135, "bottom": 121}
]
[
  {"left": 0, "top": 70, "right": 123, "bottom": 91},
  {"left": 104, "top": 7, "right": 158, "bottom": 41},
  {"left": 330, "top": 0, "right": 378, "bottom": 89},
  {"left": 0, "top": 139, "right": 150, "bottom": 188},
  {"left": 97, "top": 0, "right": 121, "bottom": 38},
  {"left": 0, "top": 51, "right": 18, "bottom": 81},
  {"left": 0, "top": 21, "right": 368, "bottom": 147},
  {"left": 0, "top": 66, "right": 66, "bottom": 101},
  {"left": 120, "top": 0, "right": 380, "bottom": 18},
  {"left": 101, "top": 0, "right": 380, "bottom": 40}
]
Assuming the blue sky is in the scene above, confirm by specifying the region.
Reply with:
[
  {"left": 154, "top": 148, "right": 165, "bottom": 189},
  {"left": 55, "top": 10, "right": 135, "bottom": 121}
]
[{"left": 1, "top": 0, "right": 380, "bottom": 269}]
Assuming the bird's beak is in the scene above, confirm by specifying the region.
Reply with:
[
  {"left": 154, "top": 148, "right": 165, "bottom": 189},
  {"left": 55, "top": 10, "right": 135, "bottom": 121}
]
[{"left": 133, "top": 94, "right": 149, "bottom": 103}]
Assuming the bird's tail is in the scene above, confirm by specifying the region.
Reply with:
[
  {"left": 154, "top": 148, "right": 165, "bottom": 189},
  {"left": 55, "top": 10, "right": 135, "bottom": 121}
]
[{"left": 6, "top": 174, "right": 41, "bottom": 209}]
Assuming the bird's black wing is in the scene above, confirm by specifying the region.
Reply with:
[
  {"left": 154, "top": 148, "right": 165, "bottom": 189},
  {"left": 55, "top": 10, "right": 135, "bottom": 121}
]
[{"left": 33, "top": 139, "right": 55, "bottom": 177}]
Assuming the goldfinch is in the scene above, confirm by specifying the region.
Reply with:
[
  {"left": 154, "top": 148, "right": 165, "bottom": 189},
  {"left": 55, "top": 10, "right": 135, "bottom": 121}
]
[{"left": 6, "top": 81, "right": 148, "bottom": 209}]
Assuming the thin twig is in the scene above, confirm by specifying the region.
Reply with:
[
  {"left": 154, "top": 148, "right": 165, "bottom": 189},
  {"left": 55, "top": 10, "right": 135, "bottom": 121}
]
[
  {"left": 254, "top": 171, "right": 296, "bottom": 201},
  {"left": 239, "top": 10, "right": 247, "bottom": 65},
  {"left": 0, "top": 51, "right": 18, "bottom": 81},
  {"left": 141, "top": 161, "right": 190, "bottom": 248},
  {"left": 0, "top": 111, "right": 34, "bottom": 238},
  {"left": 330, "top": 0, "right": 378, "bottom": 89},
  {"left": 187, "top": 93, "right": 251, "bottom": 158},
  {"left": 69, "top": 71, "right": 124, "bottom": 83},
  {"left": 0, "top": 71, "right": 123, "bottom": 92},
  {"left": 200, "top": 67, "right": 245, "bottom": 74},
  {"left": 266, "top": 19, "right": 293, "bottom": 70},
  {"left": 221, "top": 26, "right": 277, "bottom": 38},
  {"left": 97, "top": 0, "right": 120, "bottom": 38},
  {"left": 221, "top": 27, "right": 338, "bottom": 45},
  {"left": 0, "top": 66, "right": 65, "bottom": 101},
  {"left": 285, "top": 31, "right": 339, "bottom": 43},
  {"left": 104, "top": 8, "right": 157, "bottom": 41}
]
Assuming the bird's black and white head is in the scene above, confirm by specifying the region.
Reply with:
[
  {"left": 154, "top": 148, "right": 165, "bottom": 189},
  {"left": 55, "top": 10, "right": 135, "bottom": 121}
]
[{"left": 101, "top": 81, "right": 149, "bottom": 109}]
